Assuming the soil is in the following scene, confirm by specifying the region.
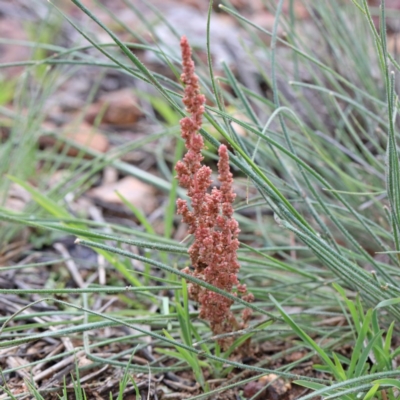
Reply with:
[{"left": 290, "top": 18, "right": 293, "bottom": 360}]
[{"left": 2, "top": 0, "right": 398, "bottom": 399}]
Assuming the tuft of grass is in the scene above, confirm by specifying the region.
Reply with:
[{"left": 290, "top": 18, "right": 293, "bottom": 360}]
[{"left": 2, "top": 0, "right": 400, "bottom": 398}]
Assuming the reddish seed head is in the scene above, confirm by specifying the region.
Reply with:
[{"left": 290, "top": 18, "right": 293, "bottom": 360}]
[{"left": 175, "top": 36, "right": 253, "bottom": 347}]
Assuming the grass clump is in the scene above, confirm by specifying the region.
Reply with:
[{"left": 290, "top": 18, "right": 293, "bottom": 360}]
[{"left": 1, "top": 0, "right": 400, "bottom": 399}]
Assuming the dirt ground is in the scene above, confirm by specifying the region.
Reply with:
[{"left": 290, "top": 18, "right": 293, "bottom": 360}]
[{"left": 1, "top": 0, "right": 400, "bottom": 399}]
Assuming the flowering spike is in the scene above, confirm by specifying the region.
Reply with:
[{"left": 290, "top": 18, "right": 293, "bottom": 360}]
[{"left": 176, "top": 36, "right": 253, "bottom": 349}]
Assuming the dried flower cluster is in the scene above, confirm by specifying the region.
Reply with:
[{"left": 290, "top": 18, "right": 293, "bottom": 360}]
[{"left": 176, "top": 36, "right": 253, "bottom": 347}]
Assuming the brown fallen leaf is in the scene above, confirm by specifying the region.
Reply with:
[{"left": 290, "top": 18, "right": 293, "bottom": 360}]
[
  {"left": 0, "top": 18, "right": 30, "bottom": 79},
  {"left": 85, "top": 88, "right": 143, "bottom": 126},
  {"left": 87, "top": 176, "right": 157, "bottom": 214},
  {"left": 282, "top": 0, "right": 309, "bottom": 20},
  {"left": 230, "top": 111, "right": 250, "bottom": 137},
  {"left": 252, "top": 11, "right": 278, "bottom": 35},
  {"left": 5, "top": 183, "right": 32, "bottom": 212},
  {"left": 65, "top": 122, "right": 109, "bottom": 154},
  {"left": 40, "top": 122, "right": 109, "bottom": 156},
  {"left": 285, "top": 351, "right": 306, "bottom": 363},
  {"left": 388, "top": 33, "right": 400, "bottom": 53},
  {"left": 243, "top": 374, "right": 291, "bottom": 400},
  {"left": 369, "top": 0, "right": 400, "bottom": 8},
  {"left": 369, "top": 0, "right": 400, "bottom": 32}
]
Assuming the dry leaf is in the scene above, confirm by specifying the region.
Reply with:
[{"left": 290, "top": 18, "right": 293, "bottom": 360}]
[
  {"left": 0, "top": 19, "right": 30, "bottom": 79},
  {"left": 85, "top": 88, "right": 143, "bottom": 126},
  {"left": 243, "top": 374, "right": 291, "bottom": 400},
  {"left": 65, "top": 122, "right": 109, "bottom": 154},
  {"left": 5, "top": 183, "right": 31, "bottom": 212},
  {"left": 283, "top": 0, "right": 309, "bottom": 20},
  {"left": 88, "top": 176, "right": 157, "bottom": 214},
  {"left": 40, "top": 122, "right": 109, "bottom": 156}
]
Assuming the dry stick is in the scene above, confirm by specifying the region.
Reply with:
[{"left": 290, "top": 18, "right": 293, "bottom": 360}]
[
  {"left": 33, "top": 350, "right": 86, "bottom": 382},
  {"left": 78, "top": 364, "right": 108, "bottom": 384},
  {"left": 88, "top": 204, "right": 111, "bottom": 285},
  {"left": 54, "top": 243, "right": 85, "bottom": 288},
  {"left": 6, "top": 253, "right": 40, "bottom": 281},
  {"left": 0, "top": 289, "right": 76, "bottom": 365},
  {"left": 0, "top": 241, "right": 30, "bottom": 264},
  {"left": 31, "top": 343, "right": 64, "bottom": 375},
  {"left": 6, "top": 356, "right": 30, "bottom": 380}
]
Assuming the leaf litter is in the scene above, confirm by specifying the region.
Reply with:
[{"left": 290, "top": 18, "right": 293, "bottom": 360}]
[{"left": 1, "top": 0, "right": 396, "bottom": 399}]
